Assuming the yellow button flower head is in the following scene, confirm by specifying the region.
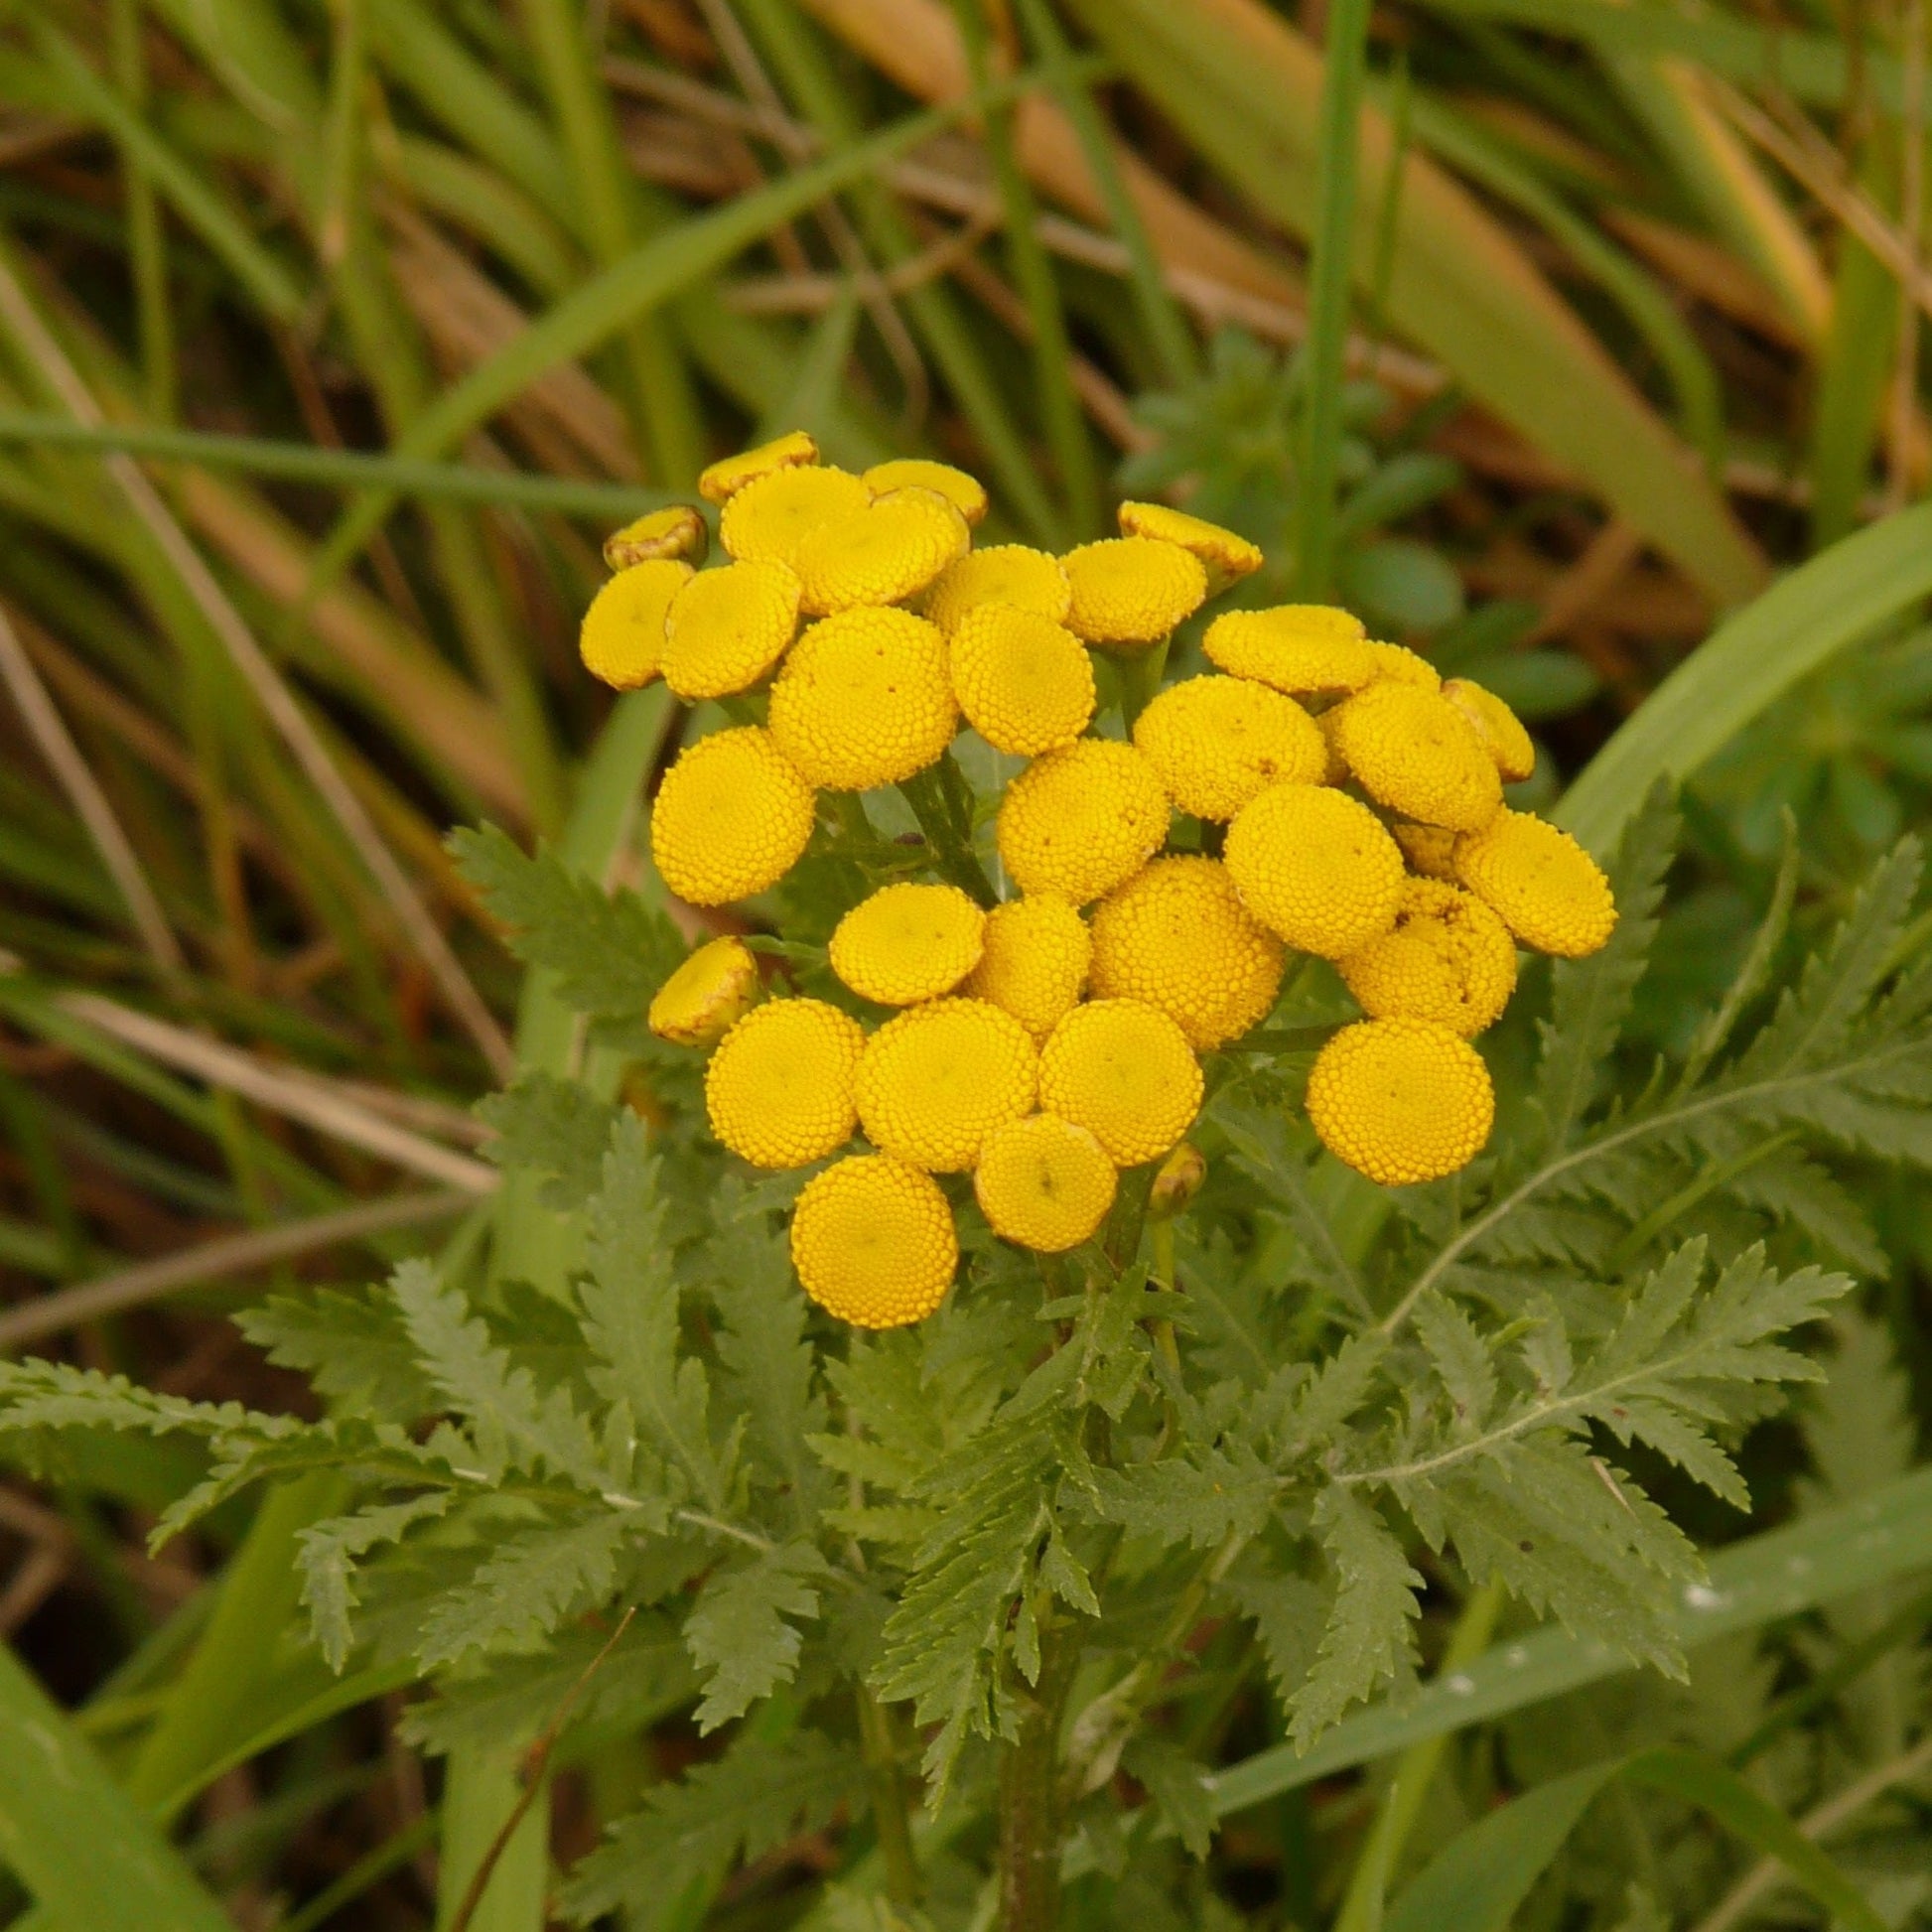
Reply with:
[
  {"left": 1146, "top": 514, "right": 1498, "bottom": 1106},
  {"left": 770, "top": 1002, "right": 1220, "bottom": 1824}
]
[
  {"left": 855, "top": 997, "right": 1037, "bottom": 1173},
  {"left": 704, "top": 997, "right": 865, "bottom": 1168},
  {"left": 649, "top": 934, "right": 760, "bottom": 1046},
  {"left": 923, "top": 544, "right": 1071, "bottom": 634},
  {"left": 579, "top": 559, "right": 690, "bottom": 690},
  {"left": 830, "top": 882, "right": 986, "bottom": 1006},
  {"left": 1203, "top": 605, "right": 1374, "bottom": 694},
  {"left": 1224, "top": 782, "right": 1404, "bottom": 958},
  {"left": 661, "top": 559, "right": 802, "bottom": 700},
  {"left": 1061, "top": 536, "right": 1207, "bottom": 646},
  {"left": 996, "top": 739, "right": 1170, "bottom": 904},
  {"left": 766, "top": 607, "right": 958, "bottom": 790},
  {"left": 793, "top": 489, "right": 970, "bottom": 617},
  {"left": 1037, "top": 999, "right": 1203, "bottom": 1167},
  {"left": 865, "top": 458, "right": 989, "bottom": 526},
  {"left": 1307, "top": 1017, "right": 1495, "bottom": 1185},
  {"left": 1392, "top": 819, "right": 1459, "bottom": 881},
  {"left": 949, "top": 605, "right": 1096, "bottom": 756},
  {"left": 1118, "top": 500, "right": 1263, "bottom": 589},
  {"left": 1132, "top": 674, "right": 1324, "bottom": 820},
  {"left": 1454, "top": 810, "right": 1617, "bottom": 957},
  {"left": 1443, "top": 677, "right": 1535, "bottom": 784},
  {"left": 963, "top": 896, "right": 1091, "bottom": 1039},
  {"left": 974, "top": 1113, "right": 1117, "bottom": 1253},
  {"left": 1089, "top": 857, "right": 1285, "bottom": 1049},
  {"left": 719, "top": 465, "right": 870, "bottom": 566},
  {"left": 790, "top": 1154, "right": 956, "bottom": 1328},
  {"left": 604, "top": 504, "right": 707, "bottom": 571},
  {"left": 699, "top": 428, "right": 818, "bottom": 504},
  {"left": 1328, "top": 681, "right": 1503, "bottom": 833},
  {"left": 1365, "top": 639, "right": 1442, "bottom": 690},
  {"left": 1337, "top": 878, "right": 1517, "bottom": 1037},
  {"left": 650, "top": 726, "right": 816, "bottom": 906}
]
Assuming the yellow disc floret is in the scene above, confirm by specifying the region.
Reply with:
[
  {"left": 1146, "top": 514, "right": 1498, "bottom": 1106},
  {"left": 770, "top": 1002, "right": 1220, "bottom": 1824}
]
[
  {"left": 790, "top": 1154, "right": 957, "bottom": 1327},
  {"left": 1224, "top": 783, "right": 1404, "bottom": 958},
  {"left": 1328, "top": 681, "right": 1503, "bottom": 833},
  {"left": 865, "top": 458, "right": 988, "bottom": 526},
  {"left": 719, "top": 465, "right": 870, "bottom": 566},
  {"left": 604, "top": 504, "right": 707, "bottom": 570},
  {"left": 766, "top": 607, "right": 958, "bottom": 790},
  {"left": 974, "top": 1114, "right": 1117, "bottom": 1253},
  {"left": 650, "top": 726, "right": 816, "bottom": 906},
  {"left": 949, "top": 605, "right": 1096, "bottom": 756},
  {"left": 830, "top": 882, "right": 986, "bottom": 1006},
  {"left": 660, "top": 559, "right": 801, "bottom": 700},
  {"left": 792, "top": 489, "right": 969, "bottom": 616},
  {"left": 996, "top": 739, "right": 1170, "bottom": 904},
  {"left": 1037, "top": 999, "right": 1203, "bottom": 1168},
  {"left": 699, "top": 429, "right": 818, "bottom": 504},
  {"left": 1306, "top": 1018, "right": 1495, "bottom": 1185},
  {"left": 1203, "top": 605, "right": 1374, "bottom": 694},
  {"left": 963, "top": 896, "right": 1091, "bottom": 1039},
  {"left": 855, "top": 998, "right": 1037, "bottom": 1173},
  {"left": 1088, "top": 857, "right": 1284, "bottom": 1049},
  {"left": 1336, "top": 879, "right": 1517, "bottom": 1037},
  {"left": 1365, "top": 640, "right": 1442, "bottom": 690},
  {"left": 704, "top": 998, "right": 864, "bottom": 1168},
  {"left": 923, "top": 545, "right": 1071, "bottom": 634},
  {"left": 1392, "top": 820, "right": 1459, "bottom": 881},
  {"left": 1118, "top": 501, "right": 1262, "bottom": 587},
  {"left": 649, "top": 935, "right": 760, "bottom": 1046},
  {"left": 1454, "top": 810, "right": 1617, "bottom": 958},
  {"left": 1060, "top": 537, "right": 1207, "bottom": 646},
  {"left": 579, "top": 559, "right": 689, "bottom": 690},
  {"left": 1132, "top": 674, "right": 1324, "bottom": 820},
  {"left": 1443, "top": 677, "right": 1535, "bottom": 784}
]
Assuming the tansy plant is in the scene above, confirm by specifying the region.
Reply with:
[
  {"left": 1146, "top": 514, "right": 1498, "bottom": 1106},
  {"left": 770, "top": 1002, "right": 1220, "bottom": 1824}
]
[{"left": 5, "top": 435, "right": 1932, "bottom": 1931}]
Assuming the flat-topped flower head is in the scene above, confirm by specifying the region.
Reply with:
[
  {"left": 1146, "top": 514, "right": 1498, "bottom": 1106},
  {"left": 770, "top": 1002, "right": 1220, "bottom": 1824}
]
[
  {"left": 699, "top": 428, "right": 818, "bottom": 504},
  {"left": 865, "top": 458, "right": 989, "bottom": 526},
  {"left": 719, "top": 464, "right": 870, "bottom": 566},
  {"left": 1365, "top": 639, "right": 1441, "bottom": 690},
  {"left": 1328, "top": 681, "right": 1503, "bottom": 833},
  {"left": 1337, "top": 878, "right": 1517, "bottom": 1036},
  {"left": 1061, "top": 536, "right": 1207, "bottom": 646},
  {"left": 604, "top": 503, "right": 707, "bottom": 570},
  {"left": 1444, "top": 677, "right": 1536, "bottom": 783},
  {"left": 949, "top": 604, "right": 1096, "bottom": 756},
  {"left": 974, "top": 1114, "right": 1117, "bottom": 1253},
  {"left": 1117, "top": 500, "right": 1262, "bottom": 588},
  {"left": 650, "top": 726, "right": 815, "bottom": 906},
  {"left": 1203, "top": 604, "right": 1374, "bottom": 694},
  {"left": 790, "top": 1154, "right": 956, "bottom": 1327},
  {"left": 705, "top": 997, "right": 864, "bottom": 1168},
  {"left": 649, "top": 934, "right": 760, "bottom": 1046},
  {"left": 963, "top": 896, "right": 1091, "bottom": 1039},
  {"left": 1037, "top": 999, "right": 1203, "bottom": 1167},
  {"left": 1132, "top": 674, "right": 1324, "bottom": 820},
  {"left": 1307, "top": 1017, "right": 1494, "bottom": 1185},
  {"left": 767, "top": 607, "right": 957, "bottom": 790},
  {"left": 1454, "top": 810, "right": 1617, "bottom": 957},
  {"left": 830, "top": 882, "right": 986, "bottom": 1006},
  {"left": 1089, "top": 856, "right": 1285, "bottom": 1049},
  {"left": 660, "top": 558, "right": 801, "bottom": 699},
  {"left": 1224, "top": 782, "right": 1404, "bottom": 958},
  {"left": 996, "top": 739, "right": 1169, "bottom": 904},
  {"left": 924, "top": 544, "right": 1071, "bottom": 634},
  {"left": 856, "top": 997, "right": 1037, "bottom": 1173},
  {"left": 579, "top": 558, "right": 689, "bottom": 690},
  {"left": 793, "top": 489, "right": 970, "bottom": 616}
]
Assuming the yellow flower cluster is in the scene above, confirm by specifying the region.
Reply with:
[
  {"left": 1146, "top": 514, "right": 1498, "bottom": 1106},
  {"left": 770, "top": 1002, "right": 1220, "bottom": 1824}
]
[{"left": 593, "top": 436, "right": 1618, "bottom": 1324}]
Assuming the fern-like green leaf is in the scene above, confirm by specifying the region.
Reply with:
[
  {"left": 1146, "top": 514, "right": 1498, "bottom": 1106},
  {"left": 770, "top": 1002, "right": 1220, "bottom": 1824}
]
[{"left": 684, "top": 1541, "right": 830, "bottom": 1731}]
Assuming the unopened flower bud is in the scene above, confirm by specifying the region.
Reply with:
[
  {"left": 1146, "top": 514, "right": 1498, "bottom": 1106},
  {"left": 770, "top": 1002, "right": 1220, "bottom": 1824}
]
[{"left": 1149, "top": 1142, "right": 1206, "bottom": 1220}]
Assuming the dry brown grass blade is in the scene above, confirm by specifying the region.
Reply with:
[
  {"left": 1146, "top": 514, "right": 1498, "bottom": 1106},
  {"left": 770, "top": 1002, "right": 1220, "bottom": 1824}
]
[
  {"left": 0, "top": 257, "right": 516, "bottom": 1078},
  {"left": 1601, "top": 207, "right": 1808, "bottom": 349},
  {"left": 0, "top": 602, "right": 183, "bottom": 975}
]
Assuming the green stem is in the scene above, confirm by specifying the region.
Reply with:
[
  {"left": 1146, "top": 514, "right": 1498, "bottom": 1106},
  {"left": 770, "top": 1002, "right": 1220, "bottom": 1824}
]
[
  {"left": 999, "top": 1616, "right": 1078, "bottom": 1932},
  {"left": 857, "top": 1688, "right": 922, "bottom": 1909},
  {"left": 1115, "top": 636, "right": 1169, "bottom": 730},
  {"left": 1295, "top": 0, "right": 1373, "bottom": 600},
  {"left": 898, "top": 765, "right": 997, "bottom": 904}
]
